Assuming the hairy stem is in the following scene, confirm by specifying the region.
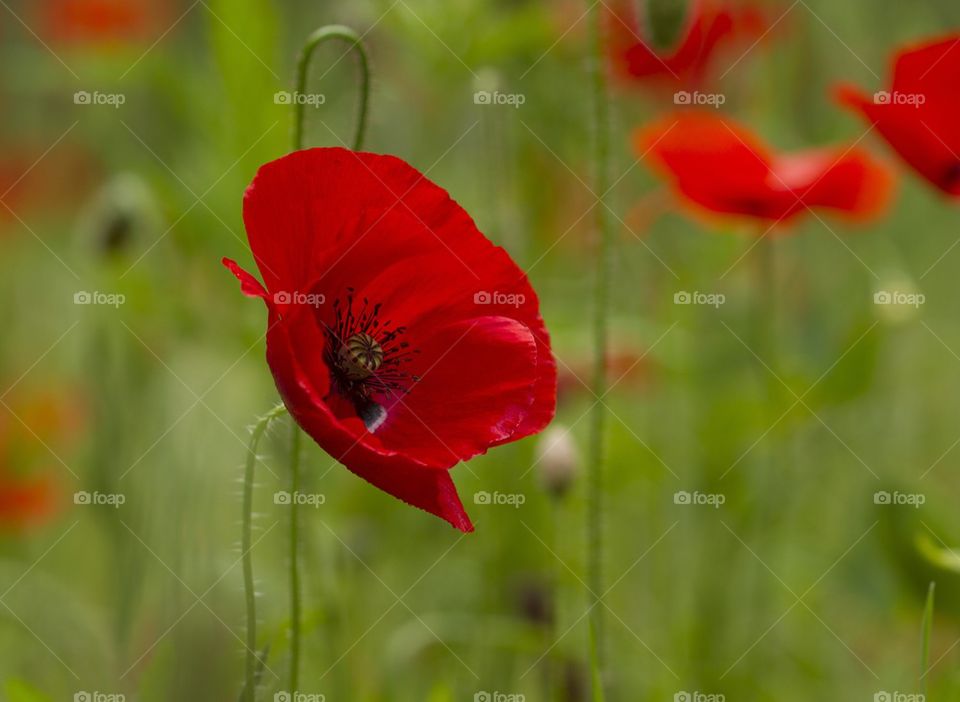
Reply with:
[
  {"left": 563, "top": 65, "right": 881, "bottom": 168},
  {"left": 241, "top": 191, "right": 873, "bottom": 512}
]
[
  {"left": 288, "top": 421, "right": 303, "bottom": 693},
  {"left": 242, "top": 404, "right": 287, "bottom": 702},
  {"left": 586, "top": 1, "right": 613, "bottom": 699}
]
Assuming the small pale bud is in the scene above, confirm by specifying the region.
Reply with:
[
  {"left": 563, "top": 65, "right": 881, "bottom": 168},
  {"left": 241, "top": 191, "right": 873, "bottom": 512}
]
[
  {"left": 75, "top": 173, "right": 159, "bottom": 258},
  {"left": 536, "top": 425, "right": 579, "bottom": 499},
  {"left": 873, "top": 271, "right": 925, "bottom": 324}
]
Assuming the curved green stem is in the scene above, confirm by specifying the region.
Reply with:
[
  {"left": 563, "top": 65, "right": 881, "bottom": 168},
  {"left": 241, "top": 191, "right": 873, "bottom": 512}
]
[
  {"left": 294, "top": 24, "right": 371, "bottom": 151},
  {"left": 288, "top": 420, "right": 303, "bottom": 694},
  {"left": 586, "top": 2, "right": 612, "bottom": 700},
  {"left": 242, "top": 403, "right": 287, "bottom": 702}
]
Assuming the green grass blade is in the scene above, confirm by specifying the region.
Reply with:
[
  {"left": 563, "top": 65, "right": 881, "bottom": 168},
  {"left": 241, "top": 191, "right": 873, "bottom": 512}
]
[{"left": 921, "top": 581, "right": 935, "bottom": 699}]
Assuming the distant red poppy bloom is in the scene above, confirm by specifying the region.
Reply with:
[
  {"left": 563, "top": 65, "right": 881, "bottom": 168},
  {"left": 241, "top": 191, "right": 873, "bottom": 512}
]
[
  {"left": 635, "top": 112, "right": 895, "bottom": 224},
  {"left": 0, "top": 475, "right": 56, "bottom": 531},
  {"left": 605, "top": 0, "right": 766, "bottom": 88},
  {"left": 836, "top": 34, "right": 960, "bottom": 196},
  {"left": 40, "top": 0, "right": 167, "bottom": 44},
  {"left": 0, "top": 143, "right": 98, "bottom": 229},
  {"left": 0, "top": 392, "right": 82, "bottom": 532},
  {"left": 224, "top": 148, "right": 556, "bottom": 531}
]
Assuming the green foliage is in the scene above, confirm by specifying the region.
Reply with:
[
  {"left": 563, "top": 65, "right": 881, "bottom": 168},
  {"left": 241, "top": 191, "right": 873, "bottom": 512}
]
[{"left": 3, "top": 679, "right": 51, "bottom": 702}]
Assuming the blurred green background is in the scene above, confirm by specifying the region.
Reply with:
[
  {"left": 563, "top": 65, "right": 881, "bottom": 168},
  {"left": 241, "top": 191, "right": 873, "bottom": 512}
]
[{"left": 2, "top": 0, "right": 960, "bottom": 700}]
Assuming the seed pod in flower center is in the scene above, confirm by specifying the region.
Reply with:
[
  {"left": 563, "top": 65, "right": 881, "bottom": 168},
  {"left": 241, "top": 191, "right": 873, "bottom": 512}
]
[{"left": 338, "top": 333, "right": 384, "bottom": 380}]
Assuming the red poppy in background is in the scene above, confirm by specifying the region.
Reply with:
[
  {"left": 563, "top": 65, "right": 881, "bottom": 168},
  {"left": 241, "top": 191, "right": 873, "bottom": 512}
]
[
  {"left": 0, "top": 143, "right": 98, "bottom": 228},
  {"left": 40, "top": 0, "right": 168, "bottom": 44},
  {"left": 605, "top": 0, "right": 766, "bottom": 88},
  {"left": 0, "top": 392, "right": 82, "bottom": 532},
  {"left": 836, "top": 34, "right": 960, "bottom": 197},
  {"left": 634, "top": 112, "right": 894, "bottom": 225},
  {"left": 557, "top": 348, "right": 653, "bottom": 407},
  {"left": 224, "top": 148, "right": 556, "bottom": 531},
  {"left": 0, "top": 475, "right": 56, "bottom": 531}
]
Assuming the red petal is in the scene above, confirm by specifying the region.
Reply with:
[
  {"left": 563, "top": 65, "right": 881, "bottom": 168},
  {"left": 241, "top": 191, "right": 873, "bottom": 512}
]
[
  {"left": 778, "top": 149, "right": 895, "bottom": 220},
  {"left": 375, "top": 316, "right": 540, "bottom": 466},
  {"left": 637, "top": 112, "right": 893, "bottom": 222},
  {"left": 835, "top": 34, "right": 960, "bottom": 195},
  {"left": 222, "top": 257, "right": 269, "bottom": 299},
  {"left": 635, "top": 112, "right": 786, "bottom": 220},
  {"left": 265, "top": 314, "right": 474, "bottom": 531},
  {"left": 241, "top": 148, "right": 493, "bottom": 295},
  {"left": 606, "top": 0, "right": 766, "bottom": 88}
]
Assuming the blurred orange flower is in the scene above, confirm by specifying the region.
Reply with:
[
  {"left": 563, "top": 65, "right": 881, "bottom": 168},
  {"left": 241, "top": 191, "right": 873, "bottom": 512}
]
[
  {"left": 0, "top": 143, "right": 99, "bottom": 229},
  {"left": 40, "top": 0, "right": 171, "bottom": 45},
  {"left": 0, "top": 474, "right": 57, "bottom": 531},
  {"left": 0, "top": 391, "right": 84, "bottom": 533}
]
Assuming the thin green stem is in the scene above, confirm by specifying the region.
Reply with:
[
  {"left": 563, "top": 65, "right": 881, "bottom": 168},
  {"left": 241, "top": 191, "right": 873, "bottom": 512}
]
[
  {"left": 586, "top": 1, "right": 612, "bottom": 699},
  {"left": 288, "top": 420, "right": 303, "bottom": 694},
  {"left": 920, "top": 581, "right": 935, "bottom": 699},
  {"left": 294, "top": 24, "right": 371, "bottom": 151},
  {"left": 242, "top": 403, "right": 287, "bottom": 702}
]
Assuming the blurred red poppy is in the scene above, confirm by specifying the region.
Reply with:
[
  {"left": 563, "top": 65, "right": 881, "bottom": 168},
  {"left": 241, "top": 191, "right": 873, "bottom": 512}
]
[
  {"left": 836, "top": 34, "right": 960, "bottom": 197},
  {"left": 40, "top": 0, "right": 168, "bottom": 44},
  {"left": 635, "top": 112, "right": 894, "bottom": 225},
  {"left": 605, "top": 0, "right": 767, "bottom": 88},
  {"left": 0, "top": 475, "right": 56, "bottom": 531},
  {"left": 0, "top": 143, "right": 98, "bottom": 228},
  {"left": 224, "top": 148, "right": 556, "bottom": 531},
  {"left": 0, "top": 392, "right": 82, "bottom": 532},
  {"left": 557, "top": 348, "right": 653, "bottom": 406}
]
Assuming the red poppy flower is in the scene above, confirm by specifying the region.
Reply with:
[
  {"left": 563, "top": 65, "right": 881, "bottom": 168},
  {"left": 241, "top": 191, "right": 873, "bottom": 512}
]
[
  {"left": 836, "top": 34, "right": 960, "bottom": 196},
  {"left": 0, "top": 391, "right": 82, "bottom": 532},
  {"left": 224, "top": 148, "right": 556, "bottom": 531},
  {"left": 0, "top": 475, "right": 56, "bottom": 532},
  {"left": 634, "top": 112, "right": 895, "bottom": 225},
  {"left": 40, "top": 0, "right": 167, "bottom": 44},
  {"left": 605, "top": 0, "right": 767, "bottom": 88},
  {"left": 557, "top": 348, "right": 652, "bottom": 406},
  {"left": 0, "top": 143, "right": 98, "bottom": 229}
]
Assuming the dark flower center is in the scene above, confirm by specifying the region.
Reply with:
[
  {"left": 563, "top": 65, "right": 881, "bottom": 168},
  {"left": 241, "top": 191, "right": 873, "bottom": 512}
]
[
  {"left": 323, "top": 289, "right": 420, "bottom": 430},
  {"left": 943, "top": 161, "right": 960, "bottom": 190},
  {"left": 337, "top": 333, "right": 384, "bottom": 380}
]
